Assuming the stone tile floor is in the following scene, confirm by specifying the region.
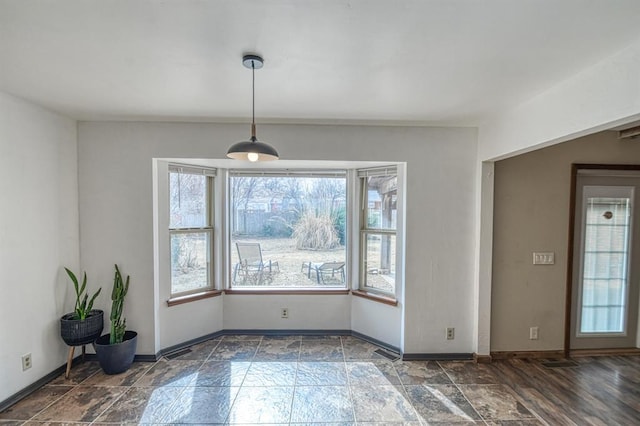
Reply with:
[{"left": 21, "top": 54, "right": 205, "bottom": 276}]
[{"left": 0, "top": 335, "right": 545, "bottom": 425}]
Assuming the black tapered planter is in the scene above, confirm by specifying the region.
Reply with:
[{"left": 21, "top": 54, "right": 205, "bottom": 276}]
[
  {"left": 60, "top": 310, "right": 104, "bottom": 346},
  {"left": 94, "top": 331, "right": 137, "bottom": 375}
]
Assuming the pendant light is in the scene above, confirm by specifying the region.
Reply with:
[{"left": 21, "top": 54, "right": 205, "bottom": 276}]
[{"left": 227, "top": 55, "right": 279, "bottom": 162}]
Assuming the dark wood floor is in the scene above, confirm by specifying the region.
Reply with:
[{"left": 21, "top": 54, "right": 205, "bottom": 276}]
[{"left": 489, "top": 355, "right": 640, "bottom": 425}]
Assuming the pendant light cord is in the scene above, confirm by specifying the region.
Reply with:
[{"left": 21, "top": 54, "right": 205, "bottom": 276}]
[{"left": 251, "top": 60, "right": 256, "bottom": 139}]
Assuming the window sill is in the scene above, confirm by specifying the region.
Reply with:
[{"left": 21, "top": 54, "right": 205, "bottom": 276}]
[
  {"left": 225, "top": 289, "right": 350, "bottom": 296},
  {"left": 167, "top": 289, "right": 222, "bottom": 307},
  {"left": 351, "top": 289, "right": 398, "bottom": 306}
]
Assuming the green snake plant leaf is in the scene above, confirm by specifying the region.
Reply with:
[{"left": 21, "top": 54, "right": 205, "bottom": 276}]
[
  {"left": 79, "top": 272, "right": 87, "bottom": 300},
  {"left": 86, "top": 287, "right": 102, "bottom": 313},
  {"left": 109, "top": 264, "right": 130, "bottom": 344},
  {"left": 63, "top": 267, "right": 101, "bottom": 321},
  {"left": 64, "top": 267, "right": 79, "bottom": 308}
]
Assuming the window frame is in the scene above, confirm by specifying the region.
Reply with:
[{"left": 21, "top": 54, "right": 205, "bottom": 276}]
[
  {"left": 168, "top": 164, "right": 216, "bottom": 298},
  {"left": 358, "top": 167, "right": 398, "bottom": 298},
  {"left": 226, "top": 169, "right": 349, "bottom": 291}
]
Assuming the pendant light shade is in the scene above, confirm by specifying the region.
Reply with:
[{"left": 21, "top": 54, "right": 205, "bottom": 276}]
[{"left": 227, "top": 55, "right": 279, "bottom": 162}]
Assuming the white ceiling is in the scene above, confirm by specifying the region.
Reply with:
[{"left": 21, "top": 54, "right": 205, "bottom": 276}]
[{"left": 1, "top": 0, "right": 640, "bottom": 125}]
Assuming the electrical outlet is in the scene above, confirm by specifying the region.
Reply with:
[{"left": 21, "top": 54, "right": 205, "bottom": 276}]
[
  {"left": 446, "top": 327, "right": 455, "bottom": 340},
  {"left": 281, "top": 308, "right": 289, "bottom": 319},
  {"left": 529, "top": 326, "right": 539, "bottom": 340},
  {"left": 22, "top": 353, "right": 32, "bottom": 371}
]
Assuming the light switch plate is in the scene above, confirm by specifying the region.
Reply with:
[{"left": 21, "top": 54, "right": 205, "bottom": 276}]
[{"left": 533, "top": 252, "right": 555, "bottom": 265}]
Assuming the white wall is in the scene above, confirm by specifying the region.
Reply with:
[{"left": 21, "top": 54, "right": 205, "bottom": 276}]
[
  {"left": 351, "top": 297, "right": 402, "bottom": 349},
  {"left": 472, "top": 161, "right": 494, "bottom": 356},
  {"left": 0, "top": 92, "right": 79, "bottom": 402},
  {"left": 478, "top": 37, "right": 640, "bottom": 162},
  {"left": 401, "top": 127, "right": 478, "bottom": 353},
  {"left": 78, "top": 122, "right": 477, "bottom": 355},
  {"left": 224, "top": 294, "right": 351, "bottom": 331}
]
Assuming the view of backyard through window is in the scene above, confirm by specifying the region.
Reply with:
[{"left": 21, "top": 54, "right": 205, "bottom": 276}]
[
  {"left": 361, "top": 174, "right": 397, "bottom": 294},
  {"left": 230, "top": 174, "right": 348, "bottom": 288},
  {"left": 169, "top": 170, "right": 213, "bottom": 296},
  {"left": 168, "top": 167, "right": 398, "bottom": 296}
]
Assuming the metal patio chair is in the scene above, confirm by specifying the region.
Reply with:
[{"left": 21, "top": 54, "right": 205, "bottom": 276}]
[
  {"left": 234, "top": 242, "right": 279, "bottom": 285},
  {"left": 302, "top": 261, "right": 346, "bottom": 284}
]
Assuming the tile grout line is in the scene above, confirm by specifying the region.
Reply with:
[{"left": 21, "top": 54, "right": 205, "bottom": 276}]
[
  {"left": 436, "top": 360, "right": 487, "bottom": 424},
  {"left": 285, "top": 339, "right": 303, "bottom": 425},
  {"left": 127, "top": 338, "right": 219, "bottom": 424},
  {"left": 128, "top": 358, "right": 160, "bottom": 387},
  {"left": 221, "top": 336, "right": 256, "bottom": 424},
  {"left": 163, "top": 337, "right": 242, "bottom": 423},
  {"left": 8, "top": 385, "right": 70, "bottom": 424},
  {"left": 391, "top": 359, "right": 424, "bottom": 425},
  {"left": 22, "top": 362, "right": 103, "bottom": 424},
  {"left": 500, "top": 382, "right": 550, "bottom": 425},
  {"left": 341, "top": 335, "right": 358, "bottom": 424},
  {"left": 89, "top": 357, "right": 162, "bottom": 425},
  {"left": 200, "top": 337, "right": 222, "bottom": 364},
  {"left": 125, "top": 356, "right": 186, "bottom": 424},
  {"left": 493, "top": 360, "right": 553, "bottom": 425},
  {"left": 87, "top": 384, "right": 131, "bottom": 425}
]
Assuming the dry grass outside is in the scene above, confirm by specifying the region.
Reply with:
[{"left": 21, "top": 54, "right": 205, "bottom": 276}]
[
  {"left": 292, "top": 213, "right": 339, "bottom": 250},
  {"left": 231, "top": 237, "right": 346, "bottom": 287},
  {"left": 172, "top": 237, "right": 395, "bottom": 293}
]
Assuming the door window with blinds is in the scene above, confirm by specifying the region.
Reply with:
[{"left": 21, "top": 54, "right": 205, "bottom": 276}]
[
  {"left": 577, "top": 186, "right": 633, "bottom": 335},
  {"left": 229, "top": 170, "right": 347, "bottom": 288},
  {"left": 359, "top": 167, "right": 397, "bottom": 296},
  {"left": 169, "top": 165, "right": 215, "bottom": 296}
]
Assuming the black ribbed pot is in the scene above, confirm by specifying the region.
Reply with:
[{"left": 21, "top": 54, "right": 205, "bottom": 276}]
[
  {"left": 60, "top": 310, "right": 104, "bottom": 346},
  {"left": 94, "top": 331, "right": 137, "bottom": 375}
]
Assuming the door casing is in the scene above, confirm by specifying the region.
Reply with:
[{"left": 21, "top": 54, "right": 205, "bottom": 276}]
[{"left": 564, "top": 164, "right": 640, "bottom": 356}]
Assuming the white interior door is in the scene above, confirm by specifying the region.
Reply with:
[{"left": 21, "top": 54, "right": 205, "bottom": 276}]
[{"left": 570, "top": 173, "right": 640, "bottom": 350}]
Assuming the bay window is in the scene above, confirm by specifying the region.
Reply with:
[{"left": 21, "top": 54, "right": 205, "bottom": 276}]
[
  {"left": 160, "top": 161, "right": 402, "bottom": 303},
  {"left": 229, "top": 170, "right": 347, "bottom": 289},
  {"left": 169, "top": 165, "right": 215, "bottom": 297},
  {"left": 359, "top": 167, "right": 397, "bottom": 296}
]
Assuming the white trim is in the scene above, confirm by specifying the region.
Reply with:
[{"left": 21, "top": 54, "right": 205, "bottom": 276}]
[
  {"left": 169, "top": 163, "right": 217, "bottom": 176},
  {"left": 576, "top": 185, "right": 634, "bottom": 337},
  {"left": 168, "top": 167, "right": 216, "bottom": 297},
  {"left": 358, "top": 169, "right": 399, "bottom": 298},
  {"left": 357, "top": 166, "right": 398, "bottom": 177},
  {"left": 230, "top": 169, "right": 346, "bottom": 177}
]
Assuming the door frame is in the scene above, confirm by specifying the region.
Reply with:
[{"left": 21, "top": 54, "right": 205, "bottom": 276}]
[{"left": 564, "top": 163, "right": 640, "bottom": 357}]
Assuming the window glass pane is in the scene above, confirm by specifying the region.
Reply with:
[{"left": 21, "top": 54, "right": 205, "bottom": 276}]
[
  {"left": 171, "top": 232, "right": 210, "bottom": 294},
  {"left": 581, "top": 306, "right": 624, "bottom": 334},
  {"left": 365, "top": 176, "right": 397, "bottom": 230},
  {"left": 363, "top": 233, "right": 396, "bottom": 293},
  {"left": 170, "top": 172, "right": 208, "bottom": 228},
  {"left": 580, "top": 196, "right": 630, "bottom": 333},
  {"left": 230, "top": 175, "right": 347, "bottom": 288}
]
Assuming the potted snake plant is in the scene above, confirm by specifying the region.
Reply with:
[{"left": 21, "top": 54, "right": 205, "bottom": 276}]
[
  {"left": 94, "top": 264, "right": 137, "bottom": 374},
  {"left": 60, "top": 268, "right": 103, "bottom": 347}
]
